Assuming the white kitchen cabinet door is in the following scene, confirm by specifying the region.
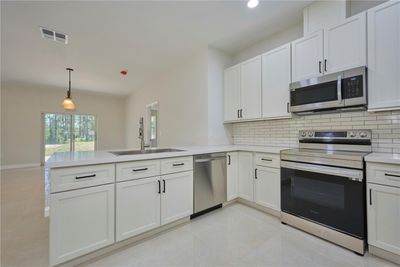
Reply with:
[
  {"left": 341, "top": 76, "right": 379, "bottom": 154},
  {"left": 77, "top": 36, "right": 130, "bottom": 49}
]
[
  {"left": 161, "top": 171, "right": 193, "bottom": 225},
  {"left": 240, "top": 57, "right": 262, "bottom": 120},
  {"left": 238, "top": 152, "right": 254, "bottom": 201},
  {"left": 227, "top": 152, "right": 239, "bottom": 201},
  {"left": 291, "top": 30, "right": 324, "bottom": 82},
  {"left": 367, "top": 183, "right": 400, "bottom": 255},
  {"left": 262, "top": 43, "right": 291, "bottom": 119},
  {"left": 324, "top": 12, "right": 366, "bottom": 74},
  {"left": 368, "top": 1, "right": 400, "bottom": 111},
  {"left": 116, "top": 177, "right": 161, "bottom": 242},
  {"left": 224, "top": 65, "right": 241, "bottom": 121},
  {"left": 254, "top": 166, "right": 280, "bottom": 211},
  {"left": 50, "top": 184, "right": 115, "bottom": 266}
]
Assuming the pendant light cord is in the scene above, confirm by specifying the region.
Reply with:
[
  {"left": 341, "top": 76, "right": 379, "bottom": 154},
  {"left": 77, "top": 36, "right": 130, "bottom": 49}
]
[{"left": 66, "top": 68, "right": 74, "bottom": 98}]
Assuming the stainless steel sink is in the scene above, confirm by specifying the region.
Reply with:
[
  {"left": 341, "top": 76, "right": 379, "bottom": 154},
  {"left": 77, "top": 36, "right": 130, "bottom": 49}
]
[{"left": 110, "top": 148, "right": 184, "bottom": 156}]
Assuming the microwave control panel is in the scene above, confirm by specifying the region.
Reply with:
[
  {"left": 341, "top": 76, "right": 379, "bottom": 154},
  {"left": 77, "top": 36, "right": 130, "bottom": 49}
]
[{"left": 342, "top": 75, "right": 363, "bottom": 99}]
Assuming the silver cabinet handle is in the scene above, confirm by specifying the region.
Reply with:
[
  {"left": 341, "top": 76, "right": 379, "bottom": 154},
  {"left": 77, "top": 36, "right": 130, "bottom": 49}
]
[
  {"left": 324, "top": 59, "right": 327, "bottom": 72},
  {"left": 319, "top": 61, "right": 322, "bottom": 73},
  {"left": 172, "top": 163, "right": 184, "bottom": 167},
  {"left": 255, "top": 168, "right": 258, "bottom": 179}
]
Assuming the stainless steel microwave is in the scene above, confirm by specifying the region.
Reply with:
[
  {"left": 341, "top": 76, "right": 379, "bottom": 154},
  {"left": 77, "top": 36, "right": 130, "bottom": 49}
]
[{"left": 289, "top": 66, "right": 367, "bottom": 114}]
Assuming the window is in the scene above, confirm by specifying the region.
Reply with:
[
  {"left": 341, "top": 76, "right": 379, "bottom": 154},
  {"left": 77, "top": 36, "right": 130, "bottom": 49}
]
[{"left": 43, "top": 113, "right": 97, "bottom": 162}]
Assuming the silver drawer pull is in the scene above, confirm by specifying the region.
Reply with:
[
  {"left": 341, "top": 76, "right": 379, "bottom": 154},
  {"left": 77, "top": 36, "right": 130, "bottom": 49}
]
[
  {"left": 173, "top": 163, "right": 184, "bottom": 167},
  {"left": 385, "top": 173, "right": 400, "bottom": 179},
  {"left": 261, "top": 158, "right": 273, "bottom": 162},
  {"left": 75, "top": 174, "right": 96, "bottom": 180},
  {"left": 133, "top": 168, "right": 148, "bottom": 172}
]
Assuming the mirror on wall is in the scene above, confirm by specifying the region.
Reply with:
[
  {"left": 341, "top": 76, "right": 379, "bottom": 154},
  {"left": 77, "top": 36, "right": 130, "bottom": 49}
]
[{"left": 146, "top": 101, "right": 158, "bottom": 147}]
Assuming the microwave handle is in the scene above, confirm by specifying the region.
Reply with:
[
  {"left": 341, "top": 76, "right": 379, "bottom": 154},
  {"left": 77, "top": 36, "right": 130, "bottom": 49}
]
[{"left": 337, "top": 75, "right": 342, "bottom": 103}]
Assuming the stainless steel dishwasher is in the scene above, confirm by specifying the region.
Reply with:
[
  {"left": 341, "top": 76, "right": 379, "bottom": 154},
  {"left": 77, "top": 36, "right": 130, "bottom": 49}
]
[{"left": 192, "top": 153, "right": 227, "bottom": 218}]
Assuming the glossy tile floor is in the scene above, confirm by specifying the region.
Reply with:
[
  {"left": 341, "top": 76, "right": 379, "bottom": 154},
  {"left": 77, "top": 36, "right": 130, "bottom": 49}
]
[{"left": 1, "top": 167, "right": 398, "bottom": 267}]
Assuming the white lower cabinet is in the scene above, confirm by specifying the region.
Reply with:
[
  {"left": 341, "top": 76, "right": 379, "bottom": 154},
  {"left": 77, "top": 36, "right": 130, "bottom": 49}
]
[
  {"left": 254, "top": 166, "right": 280, "bottom": 211},
  {"left": 227, "top": 152, "right": 239, "bottom": 201},
  {"left": 367, "top": 183, "right": 400, "bottom": 255},
  {"left": 116, "top": 177, "right": 161, "bottom": 242},
  {"left": 50, "top": 184, "right": 115, "bottom": 266},
  {"left": 161, "top": 171, "right": 193, "bottom": 225},
  {"left": 238, "top": 152, "right": 254, "bottom": 201}
]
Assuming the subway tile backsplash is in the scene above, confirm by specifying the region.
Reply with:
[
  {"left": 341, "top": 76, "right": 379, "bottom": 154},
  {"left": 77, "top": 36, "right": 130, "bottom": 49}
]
[{"left": 231, "top": 110, "right": 400, "bottom": 153}]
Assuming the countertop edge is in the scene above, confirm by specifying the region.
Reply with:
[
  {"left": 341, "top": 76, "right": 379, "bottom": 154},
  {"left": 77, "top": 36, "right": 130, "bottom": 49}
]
[
  {"left": 45, "top": 145, "right": 291, "bottom": 169},
  {"left": 364, "top": 152, "right": 400, "bottom": 165}
]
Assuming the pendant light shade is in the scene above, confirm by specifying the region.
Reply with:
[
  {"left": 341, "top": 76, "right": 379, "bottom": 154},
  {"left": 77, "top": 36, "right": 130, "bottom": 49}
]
[{"left": 63, "top": 68, "right": 76, "bottom": 111}]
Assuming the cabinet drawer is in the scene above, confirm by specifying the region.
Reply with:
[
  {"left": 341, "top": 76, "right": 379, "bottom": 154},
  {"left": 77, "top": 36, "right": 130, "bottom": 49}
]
[
  {"left": 254, "top": 153, "right": 280, "bottom": 168},
  {"left": 367, "top": 163, "right": 400, "bottom": 188},
  {"left": 50, "top": 164, "right": 115, "bottom": 193},
  {"left": 116, "top": 160, "right": 161, "bottom": 182},
  {"left": 161, "top": 156, "right": 193, "bottom": 174}
]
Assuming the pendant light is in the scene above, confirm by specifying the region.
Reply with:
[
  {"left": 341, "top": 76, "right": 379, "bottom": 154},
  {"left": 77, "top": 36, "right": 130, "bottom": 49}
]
[{"left": 62, "top": 68, "right": 76, "bottom": 110}]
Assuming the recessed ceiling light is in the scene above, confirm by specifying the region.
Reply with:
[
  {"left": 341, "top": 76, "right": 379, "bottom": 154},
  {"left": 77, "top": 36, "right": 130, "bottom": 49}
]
[{"left": 247, "top": 0, "right": 259, "bottom": 9}]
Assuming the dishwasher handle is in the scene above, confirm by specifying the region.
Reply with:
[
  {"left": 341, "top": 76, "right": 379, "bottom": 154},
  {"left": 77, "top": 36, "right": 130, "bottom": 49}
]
[{"left": 194, "top": 156, "right": 226, "bottom": 163}]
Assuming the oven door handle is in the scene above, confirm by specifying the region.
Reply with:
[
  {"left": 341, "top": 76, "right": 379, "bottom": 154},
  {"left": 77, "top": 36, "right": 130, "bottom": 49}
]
[{"left": 281, "top": 161, "right": 363, "bottom": 181}]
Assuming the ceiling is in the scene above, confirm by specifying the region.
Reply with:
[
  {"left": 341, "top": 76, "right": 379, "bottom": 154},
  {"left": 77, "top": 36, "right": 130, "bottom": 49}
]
[{"left": 1, "top": 1, "right": 312, "bottom": 95}]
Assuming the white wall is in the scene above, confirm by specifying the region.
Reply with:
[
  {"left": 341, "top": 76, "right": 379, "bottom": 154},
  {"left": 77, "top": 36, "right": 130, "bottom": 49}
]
[
  {"left": 350, "top": 0, "right": 387, "bottom": 15},
  {"left": 233, "top": 23, "right": 303, "bottom": 64},
  {"left": 125, "top": 49, "right": 209, "bottom": 148},
  {"left": 1, "top": 82, "right": 126, "bottom": 167},
  {"left": 125, "top": 47, "right": 233, "bottom": 149},
  {"left": 207, "top": 46, "right": 233, "bottom": 145}
]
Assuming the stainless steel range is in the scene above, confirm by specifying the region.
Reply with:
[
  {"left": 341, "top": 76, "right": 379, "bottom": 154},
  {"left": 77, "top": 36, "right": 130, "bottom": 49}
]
[{"left": 280, "top": 130, "right": 372, "bottom": 255}]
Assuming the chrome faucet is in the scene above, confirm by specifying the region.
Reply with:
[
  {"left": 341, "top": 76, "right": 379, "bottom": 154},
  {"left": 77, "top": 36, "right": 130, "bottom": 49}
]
[{"left": 139, "top": 117, "right": 145, "bottom": 151}]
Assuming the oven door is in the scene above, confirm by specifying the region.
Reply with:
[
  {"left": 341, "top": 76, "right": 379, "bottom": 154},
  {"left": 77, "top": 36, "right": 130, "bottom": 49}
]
[
  {"left": 281, "top": 161, "right": 365, "bottom": 239},
  {"left": 290, "top": 73, "right": 344, "bottom": 113}
]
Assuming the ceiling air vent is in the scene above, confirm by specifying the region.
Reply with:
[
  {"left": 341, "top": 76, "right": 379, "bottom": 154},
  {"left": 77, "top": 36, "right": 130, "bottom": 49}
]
[{"left": 40, "top": 27, "right": 68, "bottom": 44}]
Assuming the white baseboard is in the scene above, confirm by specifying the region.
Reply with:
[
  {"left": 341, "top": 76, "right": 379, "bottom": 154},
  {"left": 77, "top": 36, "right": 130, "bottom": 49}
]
[{"left": 1, "top": 163, "right": 41, "bottom": 170}]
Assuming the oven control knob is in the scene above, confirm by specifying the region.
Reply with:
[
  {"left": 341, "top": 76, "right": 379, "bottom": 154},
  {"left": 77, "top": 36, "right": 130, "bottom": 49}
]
[
  {"left": 349, "top": 131, "right": 357, "bottom": 137},
  {"left": 359, "top": 131, "right": 368, "bottom": 138},
  {"left": 308, "top": 132, "right": 314, "bottom": 137},
  {"left": 301, "top": 131, "right": 307, "bottom": 137}
]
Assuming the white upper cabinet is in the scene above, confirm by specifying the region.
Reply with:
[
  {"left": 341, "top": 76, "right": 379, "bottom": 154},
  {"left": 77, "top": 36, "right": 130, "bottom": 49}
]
[
  {"left": 292, "top": 13, "right": 367, "bottom": 82},
  {"left": 367, "top": 183, "right": 400, "bottom": 255},
  {"left": 324, "top": 12, "right": 366, "bottom": 74},
  {"left": 238, "top": 152, "right": 254, "bottom": 201},
  {"left": 367, "top": 0, "right": 400, "bottom": 111},
  {"left": 303, "top": 0, "right": 349, "bottom": 35},
  {"left": 161, "top": 171, "right": 193, "bottom": 225},
  {"left": 240, "top": 56, "right": 262, "bottom": 120},
  {"left": 262, "top": 44, "right": 291, "bottom": 119},
  {"left": 227, "top": 152, "right": 239, "bottom": 201},
  {"left": 291, "top": 30, "right": 324, "bottom": 82},
  {"left": 224, "top": 65, "right": 241, "bottom": 121}
]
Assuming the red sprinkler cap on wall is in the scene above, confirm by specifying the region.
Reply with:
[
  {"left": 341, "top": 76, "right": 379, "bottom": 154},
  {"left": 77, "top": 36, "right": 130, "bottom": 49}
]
[{"left": 120, "top": 70, "right": 127, "bottom": 75}]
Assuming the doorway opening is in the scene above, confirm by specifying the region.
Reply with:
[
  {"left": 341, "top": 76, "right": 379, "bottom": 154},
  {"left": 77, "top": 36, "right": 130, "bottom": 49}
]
[{"left": 42, "top": 113, "right": 97, "bottom": 163}]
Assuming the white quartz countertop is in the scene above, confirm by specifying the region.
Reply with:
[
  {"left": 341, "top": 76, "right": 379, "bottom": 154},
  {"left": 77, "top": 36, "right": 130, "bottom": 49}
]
[
  {"left": 45, "top": 145, "right": 291, "bottom": 168},
  {"left": 364, "top": 152, "right": 400, "bottom": 165}
]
